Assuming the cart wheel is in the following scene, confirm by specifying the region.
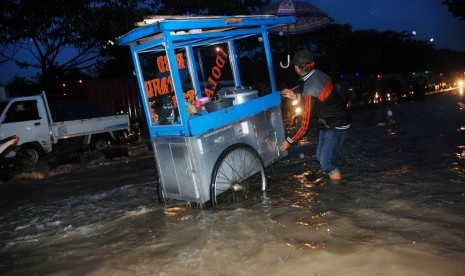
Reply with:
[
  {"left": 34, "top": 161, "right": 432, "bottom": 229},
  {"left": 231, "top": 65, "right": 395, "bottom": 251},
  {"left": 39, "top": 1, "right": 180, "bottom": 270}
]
[
  {"left": 156, "top": 176, "right": 165, "bottom": 204},
  {"left": 210, "top": 144, "right": 266, "bottom": 209}
]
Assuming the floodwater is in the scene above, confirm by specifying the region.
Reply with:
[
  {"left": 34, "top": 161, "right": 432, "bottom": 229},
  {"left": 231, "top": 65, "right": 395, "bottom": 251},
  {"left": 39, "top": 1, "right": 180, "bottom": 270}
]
[{"left": 1, "top": 90, "right": 464, "bottom": 276}]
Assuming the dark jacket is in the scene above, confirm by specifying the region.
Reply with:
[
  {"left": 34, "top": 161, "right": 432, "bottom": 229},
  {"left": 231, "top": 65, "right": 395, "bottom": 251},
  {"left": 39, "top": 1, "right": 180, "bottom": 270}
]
[{"left": 286, "top": 69, "right": 351, "bottom": 144}]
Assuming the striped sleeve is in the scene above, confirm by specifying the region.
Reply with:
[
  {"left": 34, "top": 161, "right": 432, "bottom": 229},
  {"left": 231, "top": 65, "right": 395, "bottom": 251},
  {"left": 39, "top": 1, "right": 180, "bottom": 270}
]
[
  {"left": 287, "top": 95, "right": 312, "bottom": 144},
  {"left": 317, "top": 76, "right": 334, "bottom": 102}
]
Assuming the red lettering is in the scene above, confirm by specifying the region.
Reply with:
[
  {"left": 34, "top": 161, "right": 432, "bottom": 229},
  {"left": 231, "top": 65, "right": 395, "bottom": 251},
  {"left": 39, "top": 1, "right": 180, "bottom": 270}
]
[
  {"left": 160, "top": 77, "right": 170, "bottom": 95},
  {"left": 168, "top": 76, "right": 174, "bottom": 92},
  {"left": 207, "top": 76, "right": 218, "bottom": 90},
  {"left": 152, "top": 78, "right": 162, "bottom": 95},
  {"left": 158, "top": 52, "right": 188, "bottom": 74},
  {"left": 216, "top": 54, "right": 226, "bottom": 68},
  {"left": 203, "top": 47, "right": 229, "bottom": 96},
  {"left": 144, "top": 80, "right": 155, "bottom": 98},
  {"left": 164, "top": 55, "right": 170, "bottom": 72},
  {"left": 156, "top": 56, "right": 166, "bottom": 73},
  {"left": 204, "top": 88, "right": 215, "bottom": 99},
  {"left": 217, "top": 47, "right": 228, "bottom": 58},
  {"left": 176, "top": 53, "right": 186, "bottom": 69},
  {"left": 212, "top": 66, "right": 221, "bottom": 79}
]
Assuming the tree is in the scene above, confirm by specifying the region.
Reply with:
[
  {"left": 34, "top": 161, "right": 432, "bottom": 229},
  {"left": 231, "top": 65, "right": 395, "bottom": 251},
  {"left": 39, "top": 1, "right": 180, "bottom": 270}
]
[
  {"left": 0, "top": 0, "right": 270, "bottom": 91},
  {"left": 0, "top": 0, "right": 154, "bottom": 93},
  {"left": 443, "top": 0, "right": 465, "bottom": 21}
]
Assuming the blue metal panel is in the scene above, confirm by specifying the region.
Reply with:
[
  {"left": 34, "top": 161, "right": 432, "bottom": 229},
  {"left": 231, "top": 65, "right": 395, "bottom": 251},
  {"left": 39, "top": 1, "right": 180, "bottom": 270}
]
[
  {"left": 149, "top": 93, "right": 281, "bottom": 137},
  {"left": 188, "top": 93, "right": 281, "bottom": 136},
  {"left": 129, "top": 35, "right": 165, "bottom": 52},
  {"left": 118, "top": 25, "right": 163, "bottom": 46}
]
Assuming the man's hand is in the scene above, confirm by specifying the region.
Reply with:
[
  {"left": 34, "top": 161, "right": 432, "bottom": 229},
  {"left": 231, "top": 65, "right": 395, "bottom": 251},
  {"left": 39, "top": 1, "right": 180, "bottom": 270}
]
[
  {"left": 281, "top": 89, "right": 297, "bottom": 100},
  {"left": 280, "top": 140, "right": 291, "bottom": 152}
]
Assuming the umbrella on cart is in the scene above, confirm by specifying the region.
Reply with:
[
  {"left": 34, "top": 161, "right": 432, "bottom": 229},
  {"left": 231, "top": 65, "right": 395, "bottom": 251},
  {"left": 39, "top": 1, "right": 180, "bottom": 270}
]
[{"left": 258, "top": 0, "right": 333, "bottom": 68}]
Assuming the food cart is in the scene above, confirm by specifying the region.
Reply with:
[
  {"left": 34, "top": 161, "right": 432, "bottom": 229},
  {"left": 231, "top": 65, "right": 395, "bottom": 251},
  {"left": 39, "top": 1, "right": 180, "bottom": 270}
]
[{"left": 118, "top": 15, "right": 295, "bottom": 208}]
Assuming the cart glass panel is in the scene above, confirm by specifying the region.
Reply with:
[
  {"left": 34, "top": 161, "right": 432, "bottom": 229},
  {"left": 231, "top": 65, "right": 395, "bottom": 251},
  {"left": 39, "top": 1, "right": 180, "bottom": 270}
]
[
  {"left": 235, "top": 36, "right": 272, "bottom": 95},
  {"left": 138, "top": 49, "right": 194, "bottom": 126},
  {"left": 194, "top": 42, "right": 234, "bottom": 99},
  {"left": 193, "top": 37, "right": 272, "bottom": 98}
]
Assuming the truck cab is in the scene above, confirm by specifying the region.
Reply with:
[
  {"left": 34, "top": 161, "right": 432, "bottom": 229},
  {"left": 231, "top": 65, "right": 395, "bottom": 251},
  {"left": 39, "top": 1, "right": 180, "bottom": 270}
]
[{"left": 0, "top": 94, "right": 53, "bottom": 161}]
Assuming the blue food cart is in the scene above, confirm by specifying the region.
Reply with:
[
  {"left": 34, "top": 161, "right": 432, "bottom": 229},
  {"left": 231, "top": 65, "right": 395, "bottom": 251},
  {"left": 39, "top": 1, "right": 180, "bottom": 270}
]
[{"left": 118, "top": 15, "right": 294, "bottom": 208}]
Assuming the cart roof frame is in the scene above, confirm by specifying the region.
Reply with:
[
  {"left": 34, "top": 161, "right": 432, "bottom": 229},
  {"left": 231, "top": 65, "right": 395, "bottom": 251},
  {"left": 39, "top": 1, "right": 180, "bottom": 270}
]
[{"left": 118, "top": 15, "right": 294, "bottom": 46}]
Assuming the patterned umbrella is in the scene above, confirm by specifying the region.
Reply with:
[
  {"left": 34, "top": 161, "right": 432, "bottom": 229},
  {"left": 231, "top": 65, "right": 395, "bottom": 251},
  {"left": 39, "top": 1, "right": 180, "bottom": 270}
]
[
  {"left": 259, "top": 0, "right": 333, "bottom": 34},
  {"left": 258, "top": 0, "right": 333, "bottom": 67}
]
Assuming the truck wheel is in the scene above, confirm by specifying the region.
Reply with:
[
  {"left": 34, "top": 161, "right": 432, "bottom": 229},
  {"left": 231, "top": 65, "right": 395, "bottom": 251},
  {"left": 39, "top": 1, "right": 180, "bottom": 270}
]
[
  {"left": 93, "top": 138, "right": 110, "bottom": 151},
  {"left": 21, "top": 146, "right": 42, "bottom": 163}
]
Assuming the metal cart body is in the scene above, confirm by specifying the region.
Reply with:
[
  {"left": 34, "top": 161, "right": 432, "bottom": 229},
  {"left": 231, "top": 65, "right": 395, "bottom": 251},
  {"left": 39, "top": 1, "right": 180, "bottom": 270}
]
[{"left": 118, "top": 15, "right": 295, "bottom": 205}]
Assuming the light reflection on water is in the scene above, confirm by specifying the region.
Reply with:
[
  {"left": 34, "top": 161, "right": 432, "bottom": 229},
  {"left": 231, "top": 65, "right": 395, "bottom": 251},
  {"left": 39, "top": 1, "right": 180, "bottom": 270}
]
[{"left": 1, "top": 91, "right": 464, "bottom": 275}]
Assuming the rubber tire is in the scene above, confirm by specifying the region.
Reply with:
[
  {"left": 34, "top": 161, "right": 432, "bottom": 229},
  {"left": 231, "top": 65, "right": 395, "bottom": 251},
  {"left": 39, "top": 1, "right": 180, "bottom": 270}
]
[
  {"left": 21, "top": 145, "right": 42, "bottom": 163},
  {"left": 210, "top": 144, "right": 266, "bottom": 209},
  {"left": 93, "top": 138, "right": 109, "bottom": 151}
]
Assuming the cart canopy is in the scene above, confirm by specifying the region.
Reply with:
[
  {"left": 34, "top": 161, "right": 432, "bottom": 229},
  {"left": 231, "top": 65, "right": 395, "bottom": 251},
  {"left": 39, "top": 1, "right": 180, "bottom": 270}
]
[{"left": 118, "top": 15, "right": 294, "bottom": 46}]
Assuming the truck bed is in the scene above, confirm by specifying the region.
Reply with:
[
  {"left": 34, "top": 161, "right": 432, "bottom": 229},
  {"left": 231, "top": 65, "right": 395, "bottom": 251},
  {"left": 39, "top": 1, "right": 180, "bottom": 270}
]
[{"left": 52, "top": 114, "right": 129, "bottom": 139}]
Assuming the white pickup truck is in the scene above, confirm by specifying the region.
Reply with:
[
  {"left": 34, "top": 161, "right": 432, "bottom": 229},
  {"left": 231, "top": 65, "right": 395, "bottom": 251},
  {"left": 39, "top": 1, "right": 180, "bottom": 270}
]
[{"left": 0, "top": 92, "right": 130, "bottom": 162}]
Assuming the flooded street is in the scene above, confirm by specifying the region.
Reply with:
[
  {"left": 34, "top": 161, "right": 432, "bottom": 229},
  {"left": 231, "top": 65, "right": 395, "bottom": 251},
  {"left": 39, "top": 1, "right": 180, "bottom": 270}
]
[{"left": 1, "top": 90, "right": 464, "bottom": 275}]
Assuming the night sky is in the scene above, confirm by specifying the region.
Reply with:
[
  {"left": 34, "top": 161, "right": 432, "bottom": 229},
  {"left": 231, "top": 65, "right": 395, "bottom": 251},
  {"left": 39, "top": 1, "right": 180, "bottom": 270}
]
[
  {"left": 312, "top": 0, "right": 465, "bottom": 51},
  {"left": 1, "top": 0, "right": 465, "bottom": 84}
]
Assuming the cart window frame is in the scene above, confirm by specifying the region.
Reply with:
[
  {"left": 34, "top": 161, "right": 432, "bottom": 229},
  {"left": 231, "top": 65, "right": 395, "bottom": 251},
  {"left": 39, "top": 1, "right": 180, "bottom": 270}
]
[{"left": 137, "top": 48, "right": 194, "bottom": 126}]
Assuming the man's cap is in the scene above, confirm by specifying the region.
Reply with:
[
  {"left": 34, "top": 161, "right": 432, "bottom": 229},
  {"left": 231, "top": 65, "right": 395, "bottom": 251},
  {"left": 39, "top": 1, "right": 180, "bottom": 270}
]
[{"left": 291, "top": 50, "right": 314, "bottom": 67}]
